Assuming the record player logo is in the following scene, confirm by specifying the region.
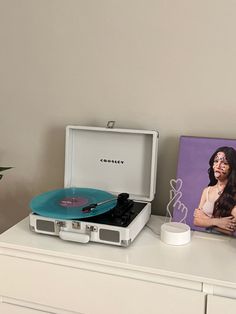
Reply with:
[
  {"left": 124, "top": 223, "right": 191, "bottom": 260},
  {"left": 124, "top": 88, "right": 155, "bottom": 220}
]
[{"left": 100, "top": 158, "right": 125, "bottom": 165}]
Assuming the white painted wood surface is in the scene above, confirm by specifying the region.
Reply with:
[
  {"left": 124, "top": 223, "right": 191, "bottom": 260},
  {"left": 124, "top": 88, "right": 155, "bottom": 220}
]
[{"left": 0, "top": 215, "right": 235, "bottom": 314}]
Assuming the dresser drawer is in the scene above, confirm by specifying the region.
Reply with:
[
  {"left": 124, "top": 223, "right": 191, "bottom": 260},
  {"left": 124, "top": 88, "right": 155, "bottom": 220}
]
[
  {"left": 0, "top": 255, "right": 205, "bottom": 314},
  {"left": 207, "top": 294, "right": 236, "bottom": 314}
]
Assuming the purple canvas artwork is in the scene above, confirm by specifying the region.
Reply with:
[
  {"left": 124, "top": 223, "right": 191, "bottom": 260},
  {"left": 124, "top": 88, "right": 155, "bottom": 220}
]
[{"left": 172, "top": 136, "right": 236, "bottom": 235}]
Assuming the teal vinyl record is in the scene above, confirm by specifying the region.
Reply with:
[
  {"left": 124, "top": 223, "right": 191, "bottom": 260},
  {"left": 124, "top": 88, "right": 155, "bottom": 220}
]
[{"left": 30, "top": 187, "right": 116, "bottom": 219}]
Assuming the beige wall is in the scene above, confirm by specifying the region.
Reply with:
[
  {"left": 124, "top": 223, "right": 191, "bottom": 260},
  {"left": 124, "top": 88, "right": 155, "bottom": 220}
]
[{"left": 1, "top": 0, "right": 236, "bottom": 232}]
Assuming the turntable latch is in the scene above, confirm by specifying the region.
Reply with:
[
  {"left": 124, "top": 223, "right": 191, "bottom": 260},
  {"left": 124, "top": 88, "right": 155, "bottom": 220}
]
[
  {"left": 86, "top": 225, "right": 98, "bottom": 232},
  {"left": 56, "top": 221, "right": 66, "bottom": 228},
  {"left": 72, "top": 221, "right": 81, "bottom": 229},
  {"left": 55, "top": 221, "right": 66, "bottom": 233}
]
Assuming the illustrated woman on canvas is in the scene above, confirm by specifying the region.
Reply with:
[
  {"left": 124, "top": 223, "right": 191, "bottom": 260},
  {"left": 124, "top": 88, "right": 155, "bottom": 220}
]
[{"left": 194, "top": 146, "right": 236, "bottom": 235}]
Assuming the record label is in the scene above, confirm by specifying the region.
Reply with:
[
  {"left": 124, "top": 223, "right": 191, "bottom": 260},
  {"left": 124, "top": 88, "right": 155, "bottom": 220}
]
[
  {"left": 30, "top": 187, "right": 116, "bottom": 219},
  {"left": 60, "top": 197, "right": 88, "bottom": 208}
]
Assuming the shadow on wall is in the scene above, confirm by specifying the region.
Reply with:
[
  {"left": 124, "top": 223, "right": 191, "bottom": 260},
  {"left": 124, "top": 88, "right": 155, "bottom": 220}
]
[
  {"left": 0, "top": 126, "right": 66, "bottom": 233},
  {"left": 151, "top": 134, "right": 180, "bottom": 216},
  {"left": 0, "top": 186, "right": 33, "bottom": 233}
]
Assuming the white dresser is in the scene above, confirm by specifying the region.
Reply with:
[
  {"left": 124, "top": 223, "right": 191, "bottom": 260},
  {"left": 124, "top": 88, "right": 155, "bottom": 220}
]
[{"left": 0, "top": 215, "right": 236, "bottom": 314}]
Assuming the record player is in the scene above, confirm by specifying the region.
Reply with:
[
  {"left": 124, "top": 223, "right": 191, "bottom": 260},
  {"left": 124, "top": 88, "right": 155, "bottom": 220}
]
[{"left": 29, "top": 124, "right": 159, "bottom": 246}]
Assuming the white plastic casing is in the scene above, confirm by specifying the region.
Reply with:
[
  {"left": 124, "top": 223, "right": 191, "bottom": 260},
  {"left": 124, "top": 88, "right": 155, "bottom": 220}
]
[
  {"left": 29, "top": 125, "right": 159, "bottom": 247},
  {"left": 64, "top": 126, "right": 159, "bottom": 202},
  {"left": 160, "top": 222, "right": 191, "bottom": 246}
]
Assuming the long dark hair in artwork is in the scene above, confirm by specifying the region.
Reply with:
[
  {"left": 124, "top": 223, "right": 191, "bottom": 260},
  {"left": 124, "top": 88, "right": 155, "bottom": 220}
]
[{"left": 208, "top": 146, "right": 236, "bottom": 217}]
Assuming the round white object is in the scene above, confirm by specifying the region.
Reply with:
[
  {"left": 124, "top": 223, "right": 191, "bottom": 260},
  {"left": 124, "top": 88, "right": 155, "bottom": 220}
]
[{"left": 160, "top": 222, "right": 191, "bottom": 245}]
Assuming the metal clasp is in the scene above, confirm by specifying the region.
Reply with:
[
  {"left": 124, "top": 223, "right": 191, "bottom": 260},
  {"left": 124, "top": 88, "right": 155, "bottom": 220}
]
[{"left": 107, "top": 121, "right": 116, "bottom": 129}]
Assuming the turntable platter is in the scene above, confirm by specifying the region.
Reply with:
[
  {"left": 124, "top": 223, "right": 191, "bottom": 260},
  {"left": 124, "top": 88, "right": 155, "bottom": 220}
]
[{"left": 30, "top": 187, "right": 116, "bottom": 220}]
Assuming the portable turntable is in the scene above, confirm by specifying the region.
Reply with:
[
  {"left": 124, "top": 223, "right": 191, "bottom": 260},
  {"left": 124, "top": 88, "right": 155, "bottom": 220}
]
[{"left": 29, "top": 124, "right": 159, "bottom": 246}]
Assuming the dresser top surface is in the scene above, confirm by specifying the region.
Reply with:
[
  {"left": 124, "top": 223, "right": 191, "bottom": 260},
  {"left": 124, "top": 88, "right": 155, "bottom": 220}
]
[{"left": 0, "top": 215, "right": 236, "bottom": 288}]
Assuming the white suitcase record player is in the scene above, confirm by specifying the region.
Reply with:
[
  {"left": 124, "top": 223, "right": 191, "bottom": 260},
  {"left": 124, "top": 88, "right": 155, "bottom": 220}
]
[{"left": 29, "top": 124, "right": 159, "bottom": 246}]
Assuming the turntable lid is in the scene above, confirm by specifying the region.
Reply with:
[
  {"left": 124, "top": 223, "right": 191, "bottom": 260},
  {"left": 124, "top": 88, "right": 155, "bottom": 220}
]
[{"left": 64, "top": 125, "right": 159, "bottom": 202}]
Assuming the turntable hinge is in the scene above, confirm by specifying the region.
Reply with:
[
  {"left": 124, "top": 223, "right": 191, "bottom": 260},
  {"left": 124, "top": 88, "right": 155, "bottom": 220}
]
[{"left": 106, "top": 121, "right": 116, "bottom": 129}]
